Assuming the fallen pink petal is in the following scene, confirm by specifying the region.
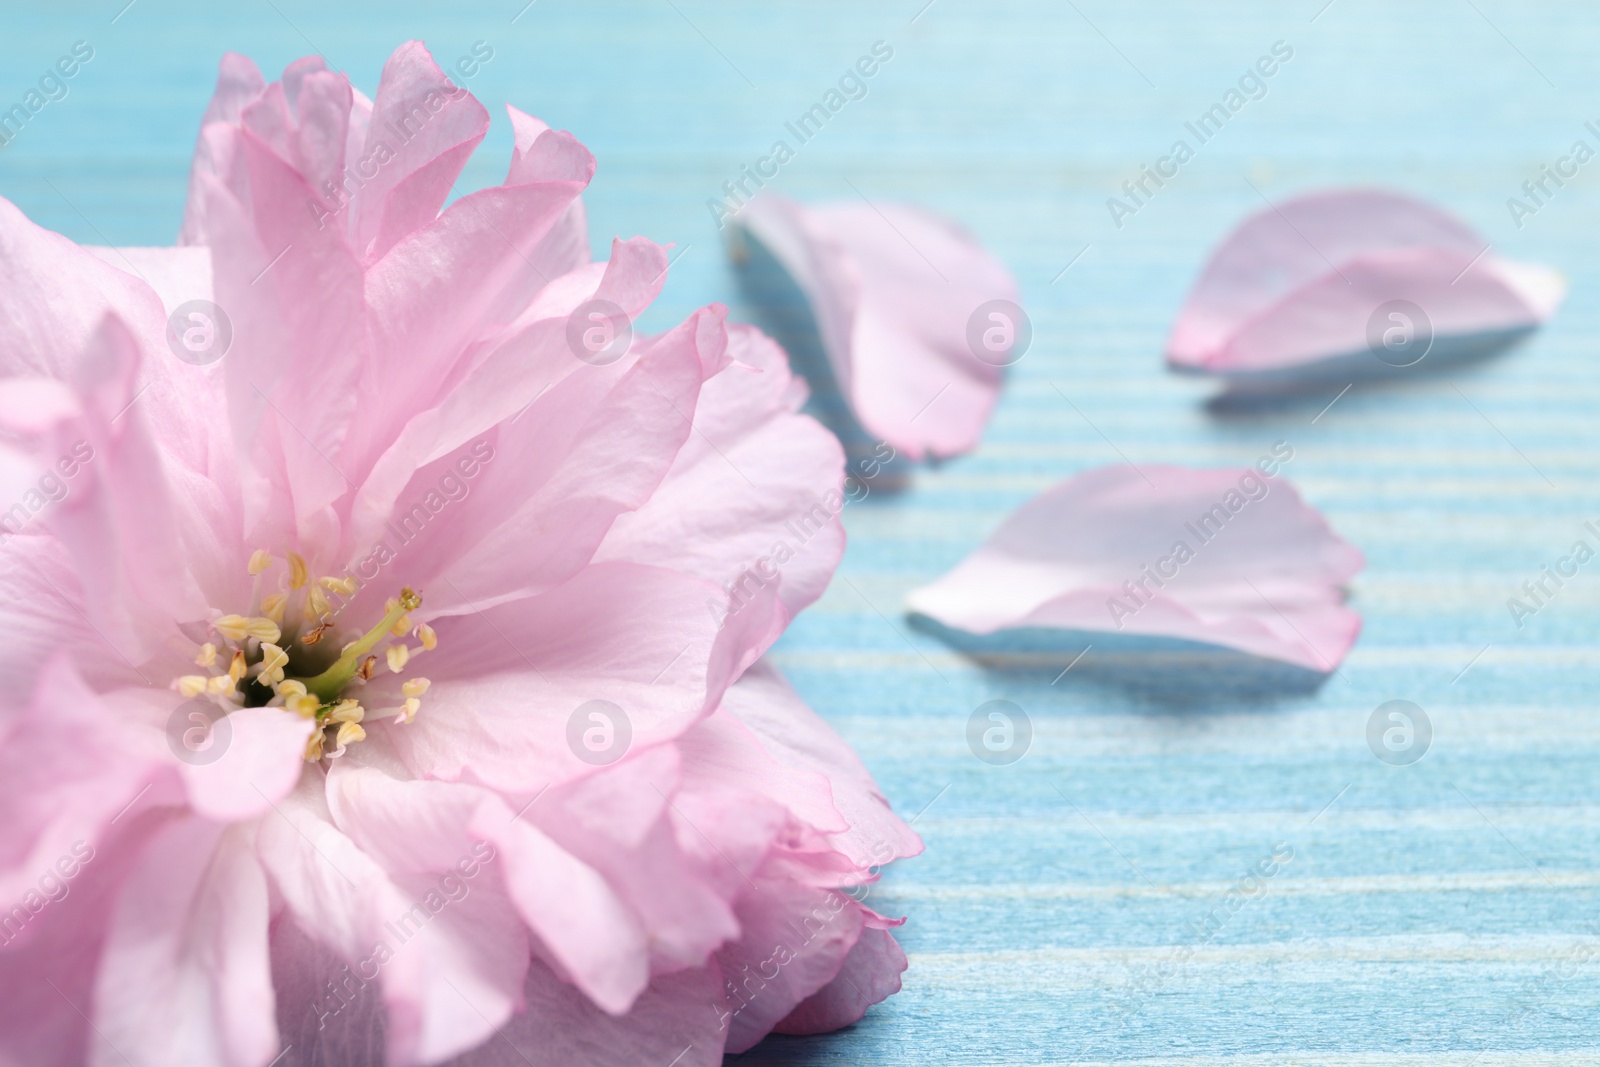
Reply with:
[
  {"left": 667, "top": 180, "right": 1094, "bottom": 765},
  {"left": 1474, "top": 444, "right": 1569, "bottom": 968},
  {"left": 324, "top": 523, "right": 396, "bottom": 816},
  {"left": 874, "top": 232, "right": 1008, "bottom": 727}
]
[
  {"left": 1166, "top": 188, "right": 1566, "bottom": 383},
  {"left": 736, "top": 193, "right": 1023, "bottom": 462},
  {"left": 0, "top": 43, "right": 919, "bottom": 1067},
  {"left": 905, "top": 462, "right": 1365, "bottom": 673}
]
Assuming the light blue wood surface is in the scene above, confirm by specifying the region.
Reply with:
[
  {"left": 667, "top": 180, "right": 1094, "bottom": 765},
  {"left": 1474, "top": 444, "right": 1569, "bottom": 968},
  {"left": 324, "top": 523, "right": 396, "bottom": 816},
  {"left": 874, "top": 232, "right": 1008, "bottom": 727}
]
[{"left": 3, "top": 2, "right": 1599, "bottom": 1063}]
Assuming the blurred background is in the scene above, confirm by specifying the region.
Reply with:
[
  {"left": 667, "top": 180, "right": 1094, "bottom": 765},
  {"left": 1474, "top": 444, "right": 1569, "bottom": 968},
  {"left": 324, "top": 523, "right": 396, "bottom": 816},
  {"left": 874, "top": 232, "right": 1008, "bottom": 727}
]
[{"left": 3, "top": 2, "right": 1597, "bottom": 1063}]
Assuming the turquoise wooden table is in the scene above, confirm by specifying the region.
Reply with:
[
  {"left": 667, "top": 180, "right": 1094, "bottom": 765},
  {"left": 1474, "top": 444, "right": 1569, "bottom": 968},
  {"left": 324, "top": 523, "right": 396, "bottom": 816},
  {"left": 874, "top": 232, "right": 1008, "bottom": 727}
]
[{"left": 4, "top": 1, "right": 1598, "bottom": 1062}]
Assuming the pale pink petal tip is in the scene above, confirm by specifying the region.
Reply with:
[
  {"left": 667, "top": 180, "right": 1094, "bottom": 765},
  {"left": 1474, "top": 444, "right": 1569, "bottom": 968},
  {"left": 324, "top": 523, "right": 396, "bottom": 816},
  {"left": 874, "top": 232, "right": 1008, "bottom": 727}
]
[
  {"left": 906, "top": 462, "right": 1364, "bottom": 673},
  {"left": 1166, "top": 188, "right": 1566, "bottom": 380},
  {"left": 736, "top": 194, "right": 1023, "bottom": 462}
]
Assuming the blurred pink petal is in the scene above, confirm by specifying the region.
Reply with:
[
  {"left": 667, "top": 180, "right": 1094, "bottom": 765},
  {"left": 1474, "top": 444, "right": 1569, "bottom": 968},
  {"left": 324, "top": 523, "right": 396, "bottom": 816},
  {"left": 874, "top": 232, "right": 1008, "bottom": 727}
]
[
  {"left": 738, "top": 193, "right": 1021, "bottom": 460},
  {"left": 0, "top": 42, "right": 917, "bottom": 1067},
  {"left": 906, "top": 463, "right": 1364, "bottom": 672},
  {"left": 1167, "top": 188, "right": 1565, "bottom": 379}
]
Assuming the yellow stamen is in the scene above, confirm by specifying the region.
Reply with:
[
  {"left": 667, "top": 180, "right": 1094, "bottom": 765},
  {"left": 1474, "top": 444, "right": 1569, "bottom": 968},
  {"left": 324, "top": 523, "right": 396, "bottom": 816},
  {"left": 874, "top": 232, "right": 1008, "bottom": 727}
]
[
  {"left": 329, "top": 720, "right": 366, "bottom": 757},
  {"left": 215, "top": 615, "right": 280, "bottom": 644},
  {"left": 213, "top": 615, "right": 251, "bottom": 642},
  {"left": 228, "top": 649, "right": 248, "bottom": 683},
  {"left": 304, "top": 585, "right": 331, "bottom": 621},
  {"left": 207, "top": 675, "right": 235, "bottom": 697},
  {"left": 285, "top": 693, "right": 321, "bottom": 718},
  {"left": 194, "top": 643, "right": 217, "bottom": 668},
  {"left": 248, "top": 549, "right": 272, "bottom": 576},
  {"left": 390, "top": 614, "right": 412, "bottom": 638},
  {"left": 258, "top": 643, "right": 289, "bottom": 686},
  {"left": 304, "top": 731, "right": 324, "bottom": 761},
  {"left": 399, "top": 696, "right": 421, "bottom": 724},
  {"left": 400, "top": 678, "right": 430, "bottom": 699},
  {"left": 328, "top": 699, "right": 364, "bottom": 724},
  {"left": 296, "top": 588, "right": 421, "bottom": 701},
  {"left": 287, "top": 552, "right": 309, "bottom": 589},
  {"left": 386, "top": 645, "right": 411, "bottom": 673},
  {"left": 177, "top": 675, "right": 208, "bottom": 699},
  {"left": 261, "top": 593, "right": 287, "bottom": 625},
  {"left": 415, "top": 623, "right": 437, "bottom": 651},
  {"left": 320, "top": 575, "right": 359, "bottom": 597}
]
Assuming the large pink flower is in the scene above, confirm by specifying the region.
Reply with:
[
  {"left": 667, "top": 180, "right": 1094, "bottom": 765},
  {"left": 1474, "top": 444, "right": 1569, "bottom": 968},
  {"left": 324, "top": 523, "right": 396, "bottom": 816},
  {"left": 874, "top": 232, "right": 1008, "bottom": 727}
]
[{"left": 0, "top": 43, "right": 919, "bottom": 1067}]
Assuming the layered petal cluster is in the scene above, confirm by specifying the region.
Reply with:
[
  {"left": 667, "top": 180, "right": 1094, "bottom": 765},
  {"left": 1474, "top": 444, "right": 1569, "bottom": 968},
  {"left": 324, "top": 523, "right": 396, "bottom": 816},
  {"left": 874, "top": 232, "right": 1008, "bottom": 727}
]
[
  {"left": 906, "top": 463, "right": 1364, "bottom": 672},
  {"left": 0, "top": 44, "right": 917, "bottom": 1067},
  {"left": 738, "top": 194, "right": 1021, "bottom": 461},
  {"left": 1166, "top": 188, "right": 1566, "bottom": 382}
]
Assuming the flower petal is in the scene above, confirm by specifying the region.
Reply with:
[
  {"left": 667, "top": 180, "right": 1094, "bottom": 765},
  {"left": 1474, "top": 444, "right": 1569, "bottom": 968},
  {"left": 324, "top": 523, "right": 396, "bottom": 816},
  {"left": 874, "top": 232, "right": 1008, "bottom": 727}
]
[
  {"left": 0, "top": 535, "right": 103, "bottom": 696},
  {"left": 0, "top": 197, "right": 169, "bottom": 383},
  {"left": 415, "top": 305, "right": 717, "bottom": 612},
  {"left": 716, "top": 660, "right": 922, "bottom": 873},
  {"left": 595, "top": 323, "right": 846, "bottom": 649},
  {"left": 350, "top": 41, "right": 491, "bottom": 261},
  {"left": 505, "top": 104, "right": 591, "bottom": 283},
  {"left": 470, "top": 795, "right": 652, "bottom": 1015},
  {"left": 773, "top": 925, "right": 908, "bottom": 1036},
  {"left": 738, "top": 194, "right": 1018, "bottom": 460},
  {"left": 522, "top": 746, "right": 744, "bottom": 980},
  {"left": 388, "top": 562, "right": 728, "bottom": 794},
  {"left": 94, "top": 819, "right": 277, "bottom": 1067},
  {"left": 717, "top": 878, "right": 869, "bottom": 1054},
  {"left": 452, "top": 957, "right": 727, "bottom": 1067},
  {"left": 906, "top": 463, "right": 1364, "bottom": 672},
  {"left": 1167, "top": 188, "right": 1566, "bottom": 379},
  {"left": 256, "top": 774, "right": 528, "bottom": 1067},
  {"left": 0, "top": 316, "right": 213, "bottom": 661},
  {"left": 227, "top": 121, "right": 368, "bottom": 539},
  {"left": 0, "top": 659, "right": 167, "bottom": 930},
  {"left": 325, "top": 755, "right": 652, "bottom": 1017},
  {"left": 342, "top": 236, "right": 666, "bottom": 565},
  {"left": 179, "top": 52, "right": 267, "bottom": 245},
  {"left": 340, "top": 135, "right": 592, "bottom": 482},
  {"left": 178, "top": 706, "right": 315, "bottom": 823}
]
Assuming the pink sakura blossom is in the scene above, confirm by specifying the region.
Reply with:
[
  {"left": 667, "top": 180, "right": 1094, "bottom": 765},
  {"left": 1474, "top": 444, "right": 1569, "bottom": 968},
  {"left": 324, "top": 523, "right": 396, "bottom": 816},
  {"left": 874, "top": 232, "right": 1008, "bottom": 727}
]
[
  {"left": 0, "top": 43, "right": 918, "bottom": 1067},
  {"left": 1167, "top": 188, "right": 1565, "bottom": 383},
  {"left": 906, "top": 463, "right": 1364, "bottom": 673},
  {"left": 737, "top": 193, "right": 1023, "bottom": 461}
]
